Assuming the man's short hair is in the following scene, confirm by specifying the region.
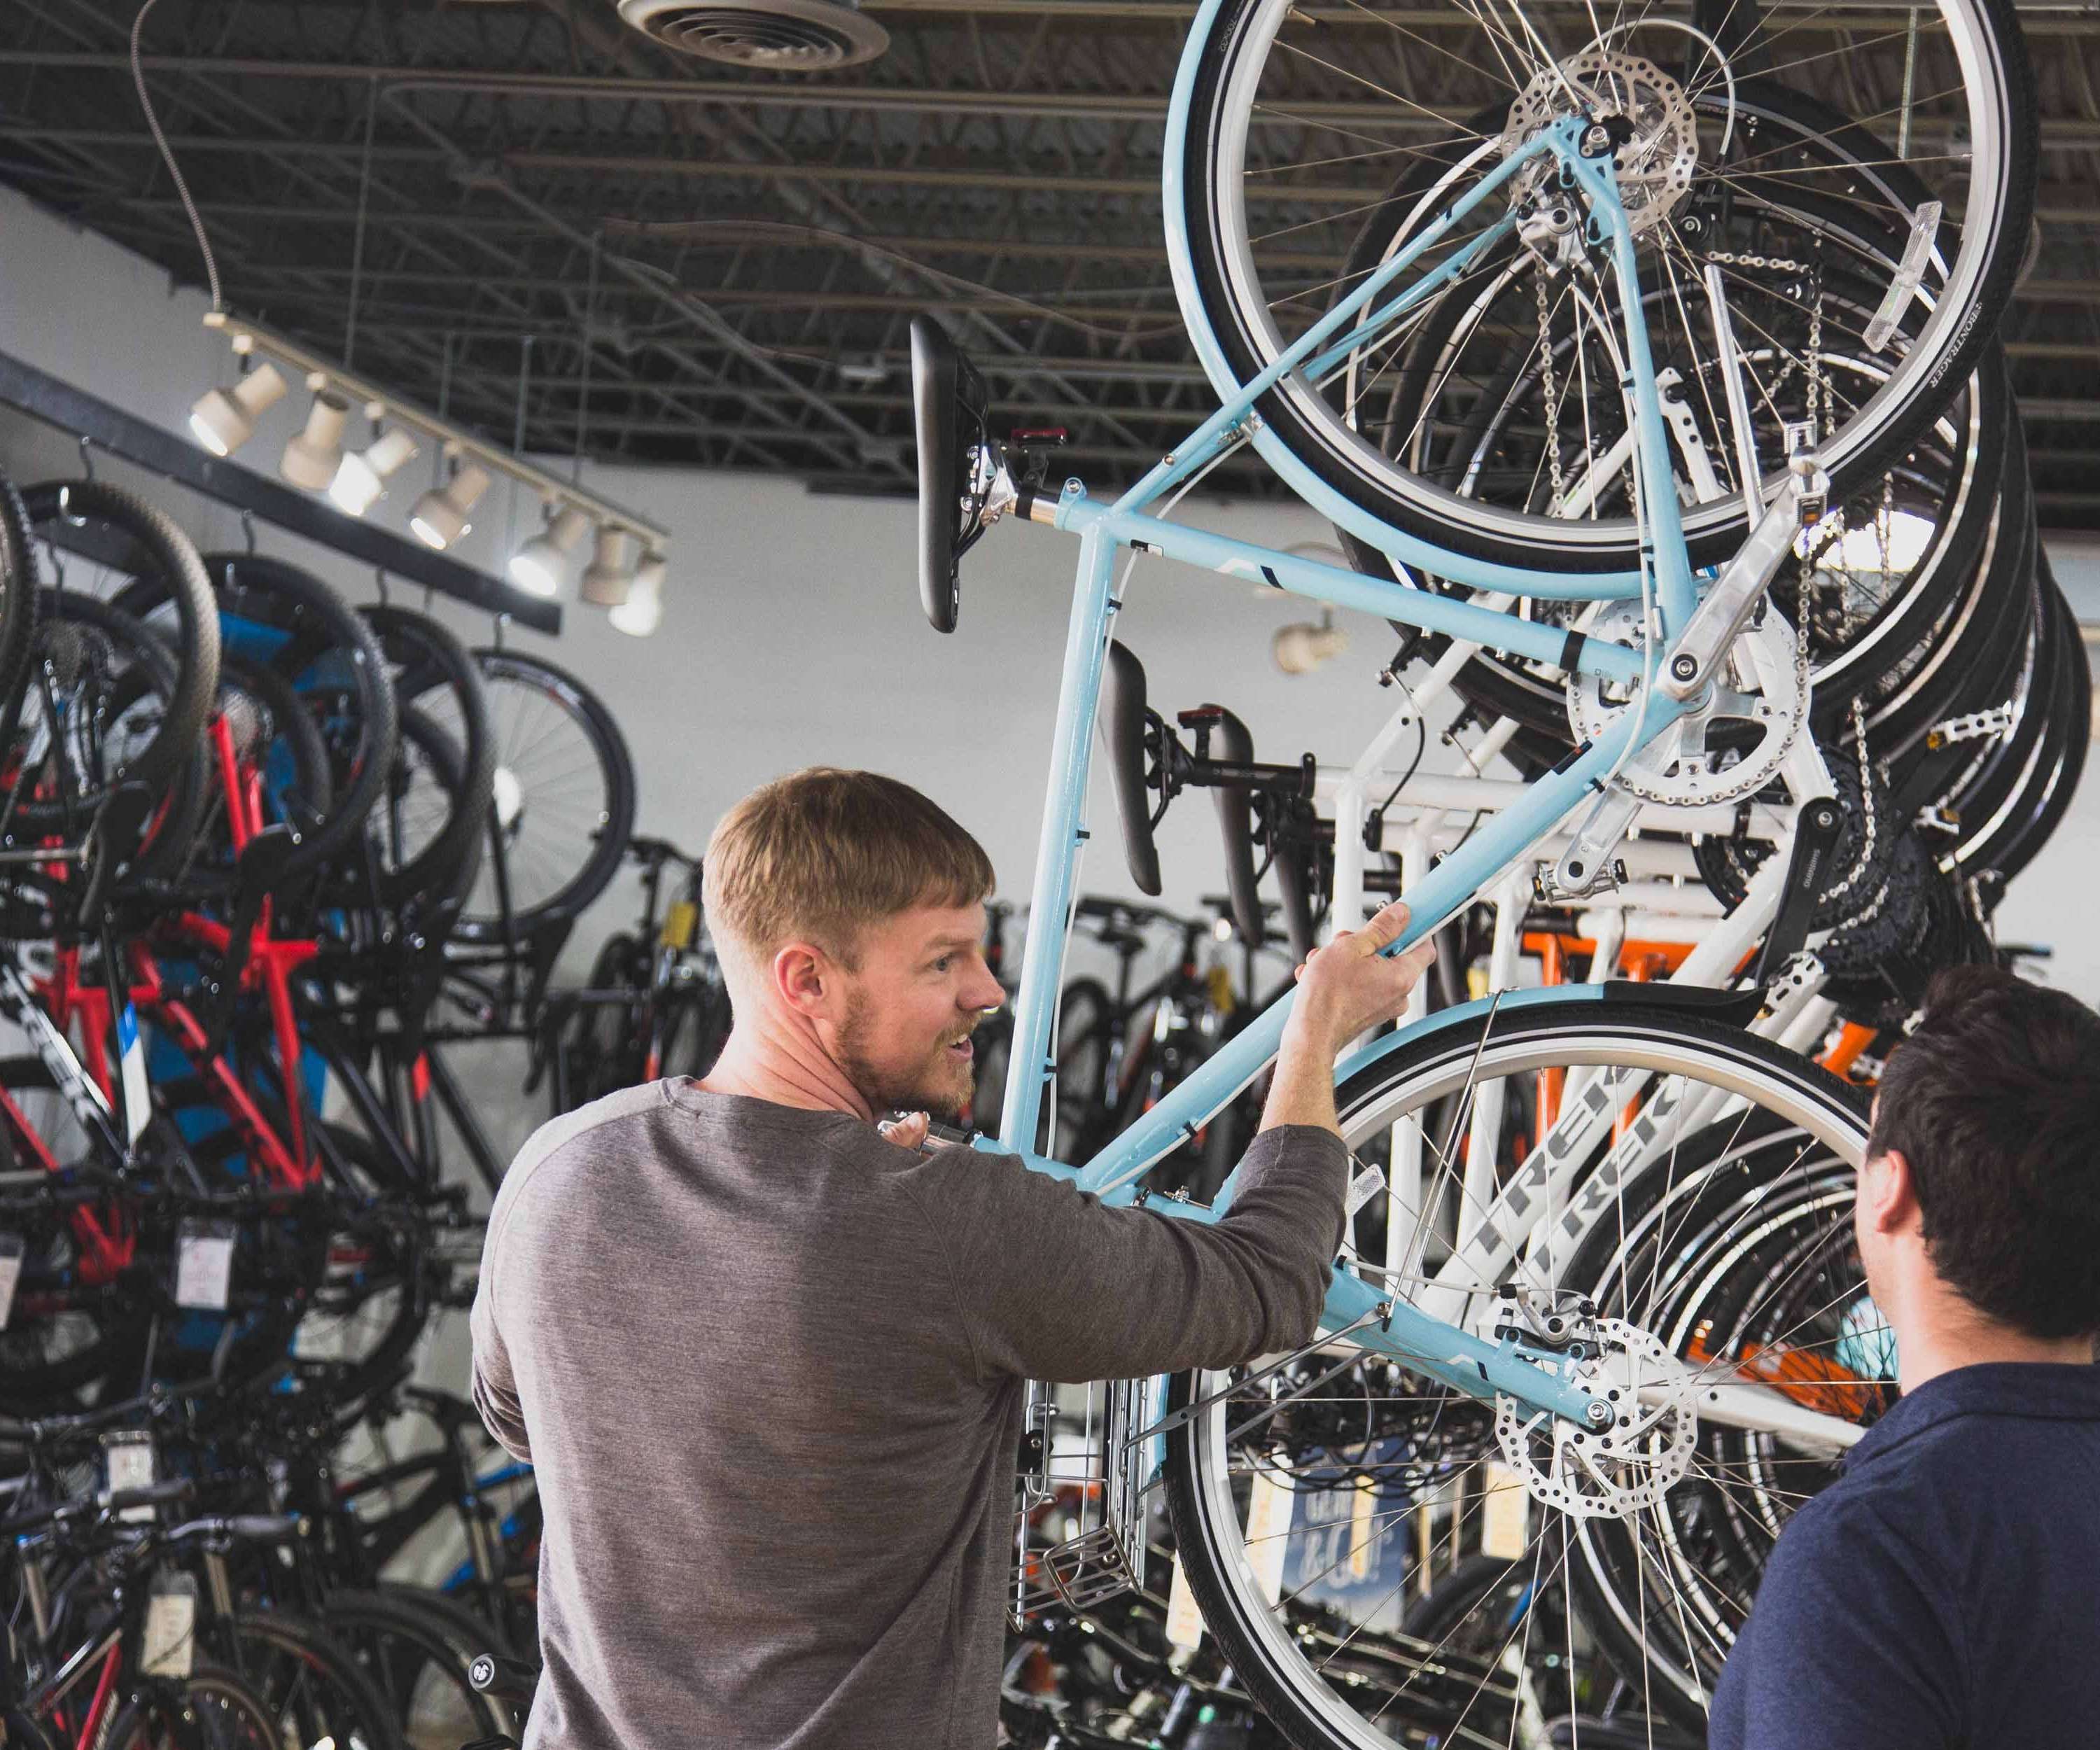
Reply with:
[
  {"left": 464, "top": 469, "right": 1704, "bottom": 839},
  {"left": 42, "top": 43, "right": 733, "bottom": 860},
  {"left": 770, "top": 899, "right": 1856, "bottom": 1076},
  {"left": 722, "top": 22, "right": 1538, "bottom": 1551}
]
[
  {"left": 704, "top": 768, "right": 994, "bottom": 972},
  {"left": 1868, "top": 965, "right": 2100, "bottom": 1340}
]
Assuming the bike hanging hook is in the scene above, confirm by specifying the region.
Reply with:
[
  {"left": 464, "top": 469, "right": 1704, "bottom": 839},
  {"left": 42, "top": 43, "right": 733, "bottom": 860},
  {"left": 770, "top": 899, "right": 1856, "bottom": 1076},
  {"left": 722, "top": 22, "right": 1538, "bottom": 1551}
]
[
  {"left": 374, "top": 568, "right": 391, "bottom": 606},
  {"left": 241, "top": 510, "right": 258, "bottom": 556},
  {"left": 76, "top": 434, "right": 96, "bottom": 482}
]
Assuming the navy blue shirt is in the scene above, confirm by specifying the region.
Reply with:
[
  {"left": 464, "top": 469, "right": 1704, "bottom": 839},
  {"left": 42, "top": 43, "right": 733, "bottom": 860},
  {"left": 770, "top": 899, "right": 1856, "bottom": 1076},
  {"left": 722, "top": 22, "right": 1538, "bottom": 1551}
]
[{"left": 1710, "top": 1361, "right": 2100, "bottom": 1750}]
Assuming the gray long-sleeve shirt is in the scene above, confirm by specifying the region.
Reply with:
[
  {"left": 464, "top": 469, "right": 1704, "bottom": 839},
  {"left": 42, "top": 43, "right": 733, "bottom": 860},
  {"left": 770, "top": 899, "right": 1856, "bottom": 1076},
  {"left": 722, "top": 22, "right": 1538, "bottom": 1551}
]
[{"left": 470, "top": 1079, "right": 1347, "bottom": 1750}]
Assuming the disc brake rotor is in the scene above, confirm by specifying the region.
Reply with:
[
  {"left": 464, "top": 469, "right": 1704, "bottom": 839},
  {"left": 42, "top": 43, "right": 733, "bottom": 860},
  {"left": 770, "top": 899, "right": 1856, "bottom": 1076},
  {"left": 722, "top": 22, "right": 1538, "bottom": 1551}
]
[
  {"left": 1494, "top": 1315, "right": 1698, "bottom": 1519},
  {"left": 1502, "top": 49, "right": 1699, "bottom": 239}
]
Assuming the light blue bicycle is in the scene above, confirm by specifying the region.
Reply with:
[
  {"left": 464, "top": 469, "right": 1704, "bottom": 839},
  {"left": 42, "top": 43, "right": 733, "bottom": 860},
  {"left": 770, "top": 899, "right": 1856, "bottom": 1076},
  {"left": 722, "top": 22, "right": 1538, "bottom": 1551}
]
[{"left": 913, "top": 0, "right": 2034, "bottom": 1740}]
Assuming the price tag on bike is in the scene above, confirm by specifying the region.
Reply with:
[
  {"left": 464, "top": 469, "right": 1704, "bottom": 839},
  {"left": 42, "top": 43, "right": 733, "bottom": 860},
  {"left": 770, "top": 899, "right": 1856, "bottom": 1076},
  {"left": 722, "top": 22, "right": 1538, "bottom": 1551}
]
[
  {"left": 141, "top": 1570, "right": 197, "bottom": 1679},
  {"left": 174, "top": 1217, "right": 237, "bottom": 1312},
  {"left": 0, "top": 1231, "right": 23, "bottom": 1331},
  {"left": 103, "top": 1429, "right": 157, "bottom": 1523}
]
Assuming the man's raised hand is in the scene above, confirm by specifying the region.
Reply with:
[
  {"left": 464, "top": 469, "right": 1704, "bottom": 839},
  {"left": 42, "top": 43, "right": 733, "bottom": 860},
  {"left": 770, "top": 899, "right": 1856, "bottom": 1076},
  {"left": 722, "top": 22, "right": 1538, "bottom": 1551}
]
[{"left": 1287, "top": 900, "right": 1438, "bottom": 1056}]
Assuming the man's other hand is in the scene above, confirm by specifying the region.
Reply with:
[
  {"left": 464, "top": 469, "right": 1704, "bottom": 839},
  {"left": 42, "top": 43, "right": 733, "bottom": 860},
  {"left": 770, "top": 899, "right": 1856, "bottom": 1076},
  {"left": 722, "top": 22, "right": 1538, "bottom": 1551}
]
[{"left": 1286, "top": 901, "right": 1437, "bottom": 1058}]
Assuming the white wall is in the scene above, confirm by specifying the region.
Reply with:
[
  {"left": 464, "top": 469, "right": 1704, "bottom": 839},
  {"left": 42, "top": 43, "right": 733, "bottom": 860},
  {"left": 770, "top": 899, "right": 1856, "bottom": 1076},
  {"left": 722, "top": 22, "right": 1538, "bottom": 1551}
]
[{"left": 1, "top": 180, "right": 2094, "bottom": 1010}]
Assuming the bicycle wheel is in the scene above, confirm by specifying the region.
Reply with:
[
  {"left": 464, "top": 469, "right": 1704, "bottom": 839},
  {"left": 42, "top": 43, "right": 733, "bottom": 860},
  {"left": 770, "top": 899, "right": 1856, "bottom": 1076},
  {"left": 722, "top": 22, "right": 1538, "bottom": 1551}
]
[
  {"left": 101, "top": 1664, "right": 281, "bottom": 1750},
  {"left": 323, "top": 1587, "right": 509, "bottom": 1750},
  {"left": 219, "top": 1609, "right": 410, "bottom": 1750},
  {"left": 360, "top": 606, "right": 494, "bottom": 909},
  {"left": 453, "top": 648, "right": 636, "bottom": 944},
  {"left": 1162, "top": 997, "right": 1874, "bottom": 1750},
  {"left": 110, "top": 552, "right": 400, "bottom": 890},
  {"left": 21, "top": 480, "right": 218, "bottom": 792},
  {"left": 1172, "top": 0, "right": 2034, "bottom": 571},
  {"left": 0, "top": 589, "right": 209, "bottom": 883}
]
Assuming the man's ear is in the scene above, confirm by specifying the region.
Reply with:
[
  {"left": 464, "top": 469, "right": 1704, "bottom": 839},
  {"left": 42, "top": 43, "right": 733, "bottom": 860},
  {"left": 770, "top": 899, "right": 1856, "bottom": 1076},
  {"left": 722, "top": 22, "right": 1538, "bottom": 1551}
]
[
  {"left": 771, "top": 941, "right": 836, "bottom": 1019},
  {"left": 1861, "top": 1148, "right": 1921, "bottom": 1238}
]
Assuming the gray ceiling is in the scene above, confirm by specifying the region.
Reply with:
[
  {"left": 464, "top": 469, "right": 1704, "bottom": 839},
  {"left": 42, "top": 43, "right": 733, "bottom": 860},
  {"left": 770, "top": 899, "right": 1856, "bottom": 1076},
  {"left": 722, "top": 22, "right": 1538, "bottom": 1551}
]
[{"left": 4, "top": 0, "right": 2099, "bottom": 519}]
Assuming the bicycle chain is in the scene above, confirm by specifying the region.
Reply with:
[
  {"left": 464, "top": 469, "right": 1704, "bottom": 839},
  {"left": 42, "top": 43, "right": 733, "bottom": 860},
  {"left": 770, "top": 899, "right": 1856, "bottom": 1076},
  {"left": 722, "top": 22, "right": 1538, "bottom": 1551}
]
[{"left": 1536, "top": 269, "right": 1568, "bottom": 511}]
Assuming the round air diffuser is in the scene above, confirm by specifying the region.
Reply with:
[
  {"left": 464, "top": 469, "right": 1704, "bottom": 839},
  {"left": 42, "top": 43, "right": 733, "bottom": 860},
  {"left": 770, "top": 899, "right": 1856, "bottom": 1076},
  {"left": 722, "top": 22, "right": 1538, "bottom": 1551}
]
[{"left": 617, "top": 0, "right": 889, "bottom": 69}]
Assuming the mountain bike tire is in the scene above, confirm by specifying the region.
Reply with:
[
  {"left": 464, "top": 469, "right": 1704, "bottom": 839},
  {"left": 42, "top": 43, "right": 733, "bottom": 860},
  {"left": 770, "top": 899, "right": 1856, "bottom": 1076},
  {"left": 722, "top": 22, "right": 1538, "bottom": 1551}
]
[
  {"left": 360, "top": 605, "right": 495, "bottom": 909},
  {"left": 20, "top": 479, "right": 218, "bottom": 803},
  {"left": 101, "top": 1665, "right": 281, "bottom": 1749},
  {"left": 453, "top": 646, "right": 638, "bottom": 944},
  {"left": 220, "top": 1609, "right": 410, "bottom": 1750}
]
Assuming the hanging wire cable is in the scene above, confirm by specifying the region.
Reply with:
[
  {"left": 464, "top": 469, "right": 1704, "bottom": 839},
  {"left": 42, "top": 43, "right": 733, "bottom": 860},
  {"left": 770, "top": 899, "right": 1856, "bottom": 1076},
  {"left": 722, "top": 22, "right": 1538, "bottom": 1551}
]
[
  {"left": 130, "top": 0, "right": 221, "bottom": 312},
  {"left": 344, "top": 76, "right": 379, "bottom": 370}
]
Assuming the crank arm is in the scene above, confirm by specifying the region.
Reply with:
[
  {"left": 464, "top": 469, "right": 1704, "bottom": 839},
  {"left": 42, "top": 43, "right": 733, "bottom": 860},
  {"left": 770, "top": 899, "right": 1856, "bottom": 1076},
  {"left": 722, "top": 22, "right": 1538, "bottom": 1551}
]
[
  {"left": 1659, "top": 438, "right": 1830, "bottom": 703},
  {"left": 1544, "top": 784, "right": 1643, "bottom": 902}
]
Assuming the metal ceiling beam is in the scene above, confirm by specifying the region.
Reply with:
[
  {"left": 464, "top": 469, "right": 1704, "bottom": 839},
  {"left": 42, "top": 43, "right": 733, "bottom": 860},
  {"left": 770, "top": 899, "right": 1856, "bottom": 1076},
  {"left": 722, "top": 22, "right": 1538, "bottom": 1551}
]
[
  {"left": 13, "top": 51, "right": 2094, "bottom": 134},
  {"left": 0, "top": 129, "right": 1406, "bottom": 202}
]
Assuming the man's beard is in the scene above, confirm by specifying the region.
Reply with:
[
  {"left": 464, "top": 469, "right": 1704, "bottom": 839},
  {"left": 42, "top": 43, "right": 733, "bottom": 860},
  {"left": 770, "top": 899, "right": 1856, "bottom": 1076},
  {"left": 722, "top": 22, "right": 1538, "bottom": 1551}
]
[{"left": 837, "top": 989, "right": 974, "bottom": 1122}]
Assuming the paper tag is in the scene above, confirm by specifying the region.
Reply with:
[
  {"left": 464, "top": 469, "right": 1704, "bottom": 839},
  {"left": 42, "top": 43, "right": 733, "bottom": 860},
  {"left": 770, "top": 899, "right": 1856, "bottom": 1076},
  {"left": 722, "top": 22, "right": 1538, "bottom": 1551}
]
[
  {"left": 117, "top": 1004, "right": 150, "bottom": 1147},
  {"left": 660, "top": 899, "right": 698, "bottom": 951},
  {"left": 1245, "top": 1469, "right": 1296, "bottom": 1609},
  {"left": 104, "top": 1430, "right": 157, "bottom": 1524},
  {"left": 174, "top": 1218, "right": 236, "bottom": 1311},
  {"left": 1481, "top": 1460, "right": 1531, "bottom": 1561},
  {"left": 1348, "top": 1476, "right": 1379, "bottom": 1581},
  {"left": 141, "top": 1573, "right": 197, "bottom": 1678},
  {"left": 1164, "top": 1553, "right": 1205, "bottom": 1651},
  {"left": 0, "top": 1232, "right": 23, "bottom": 1331},
  {"left": 1345, "top": 1155, "right": 1387, "bottom": 1218}
]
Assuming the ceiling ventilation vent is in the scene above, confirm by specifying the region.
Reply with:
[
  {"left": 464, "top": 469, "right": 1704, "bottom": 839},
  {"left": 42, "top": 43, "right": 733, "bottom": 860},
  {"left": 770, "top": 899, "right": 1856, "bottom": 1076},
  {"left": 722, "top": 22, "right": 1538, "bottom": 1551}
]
[{"left": 616, "top": 0, "right": 890, "bottom": 69}]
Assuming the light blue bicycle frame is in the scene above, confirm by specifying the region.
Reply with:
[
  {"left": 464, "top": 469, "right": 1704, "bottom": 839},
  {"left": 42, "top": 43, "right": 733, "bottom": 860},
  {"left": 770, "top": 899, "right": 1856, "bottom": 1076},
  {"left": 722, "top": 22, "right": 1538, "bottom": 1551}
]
[{"left": 974, "top": 73, "right": 1730, "bottom": 1429}]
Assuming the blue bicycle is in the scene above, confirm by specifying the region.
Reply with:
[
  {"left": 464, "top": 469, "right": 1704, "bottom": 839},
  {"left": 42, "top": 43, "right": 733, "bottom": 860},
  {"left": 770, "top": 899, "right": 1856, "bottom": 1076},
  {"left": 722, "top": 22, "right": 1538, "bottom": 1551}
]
[{"left": 915, "top": 0, "right": 2035, "bottom": 1741}]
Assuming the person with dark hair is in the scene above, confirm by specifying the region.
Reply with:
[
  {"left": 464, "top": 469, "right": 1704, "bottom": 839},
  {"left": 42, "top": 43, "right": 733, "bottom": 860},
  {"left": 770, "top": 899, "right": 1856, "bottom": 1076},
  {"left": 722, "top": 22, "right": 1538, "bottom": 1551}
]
[{"left": 1711, "top": 964, "right": 2100, "bottom": 1750}]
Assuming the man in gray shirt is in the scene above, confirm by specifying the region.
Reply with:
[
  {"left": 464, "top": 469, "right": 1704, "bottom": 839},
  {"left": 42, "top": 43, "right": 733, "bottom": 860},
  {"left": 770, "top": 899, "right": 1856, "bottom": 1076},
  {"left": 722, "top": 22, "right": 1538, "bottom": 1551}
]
[{"left": 472, "top": 766, "right": 1436, "bottom": 1749}]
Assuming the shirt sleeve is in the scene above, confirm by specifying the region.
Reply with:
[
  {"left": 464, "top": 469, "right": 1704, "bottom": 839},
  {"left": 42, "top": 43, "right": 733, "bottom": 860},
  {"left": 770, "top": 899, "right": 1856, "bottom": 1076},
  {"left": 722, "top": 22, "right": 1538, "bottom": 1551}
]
[
  {"left": 1710, "top": 1491, "right": 1962, "bottom": 1750},
  {"left": 908, "top": 1125, "right": 1348, "bottom": 1385},
  {"left": 469, "top": 1240, "right": 533, "bottom": 1464}
]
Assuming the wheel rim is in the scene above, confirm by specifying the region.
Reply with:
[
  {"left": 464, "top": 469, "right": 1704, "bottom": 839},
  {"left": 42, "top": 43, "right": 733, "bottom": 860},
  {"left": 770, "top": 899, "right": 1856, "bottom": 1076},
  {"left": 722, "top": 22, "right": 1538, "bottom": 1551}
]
[
  {"left": 1173, "top": 1017, "right": 1874, "bottom": 1748},
  {"left": 1191, "top": 0, "right": 2016, "bottom": 562}
]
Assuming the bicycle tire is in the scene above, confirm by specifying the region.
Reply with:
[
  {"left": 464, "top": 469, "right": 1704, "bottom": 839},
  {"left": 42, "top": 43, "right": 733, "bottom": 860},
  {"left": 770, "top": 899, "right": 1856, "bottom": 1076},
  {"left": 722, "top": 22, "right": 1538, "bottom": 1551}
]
[
  {"left": 321, "top": 1586, "right": 510, "bottom": 1746},
  {"left": 20, "top": 479, "right": 219, "bottom": 799},
  {"left": 0, "top": 470, "right": 44, "bottom": 731},
  {"left": 361, "top": 606, "right": 495, "bottom": 908},
  {"left": 101, "top": 1663, "right": 281, "bottom": 1750},
  {"left": 1161, "top": 997, "right": 1870, "bottom": 1750},
  {"left": 1172, "top": 0, "right": 2036, "bottom": 573},
  {"left": 453, "top": 646, "right": 638, "bottom": 944},
  {"left": 221, "top": 1608, "right": 410, "bottom": 1750}
]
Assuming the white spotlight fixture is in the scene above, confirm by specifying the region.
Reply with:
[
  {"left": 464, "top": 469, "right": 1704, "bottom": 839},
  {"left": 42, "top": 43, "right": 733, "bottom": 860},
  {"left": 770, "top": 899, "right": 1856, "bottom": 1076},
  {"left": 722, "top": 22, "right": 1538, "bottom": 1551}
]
[
  {"left": 408, "top": 462, "right": 492, "bottom": 550},
  {"left": 507, "top": 504, "right": 592, "bottom": 598},
  {"left": 610, "top": 553, "right": 665, "bottom": 637},
  {"left": 188, "top": 360, "right": 288, "bottom": 457},
  {"left": 580, "top": 526, "right": 643, "bottom": 607},
  {"left": 281, "top": 388, "right": 351, "bottom": 492},
  {"left": 328, "top": 427, "right": 420, "bottom": 517},
  {"left": 1272, "top": 612, "right": 1349, "bottom": 676}
]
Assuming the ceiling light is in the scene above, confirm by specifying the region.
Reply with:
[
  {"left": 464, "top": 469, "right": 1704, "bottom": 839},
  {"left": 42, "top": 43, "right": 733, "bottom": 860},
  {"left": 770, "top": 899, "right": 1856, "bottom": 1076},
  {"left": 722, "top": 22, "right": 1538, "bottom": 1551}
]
[
  {"left": 508, "top": 504, "right": 592, "bottom": 598},
  {"left": 580, "top": 526, "right": 643, "bottom": 606},
  {"left": 328, "top": 428, "right": 420, "bottom": 517},
  {"left": 408, "top": 462, "right": 492, "bottom": 550},
  {"left": 610, "top": 554, "right": 665, "bottom": 636},
  {"left": 1272, "top": 616, "right": 1349, "bottom": 676},
  {"left": 188, "top": 360, "right": 288, "bottom": 457},
  {"left": 281, "top": 389, "right": 351, "bottom": 492}
]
